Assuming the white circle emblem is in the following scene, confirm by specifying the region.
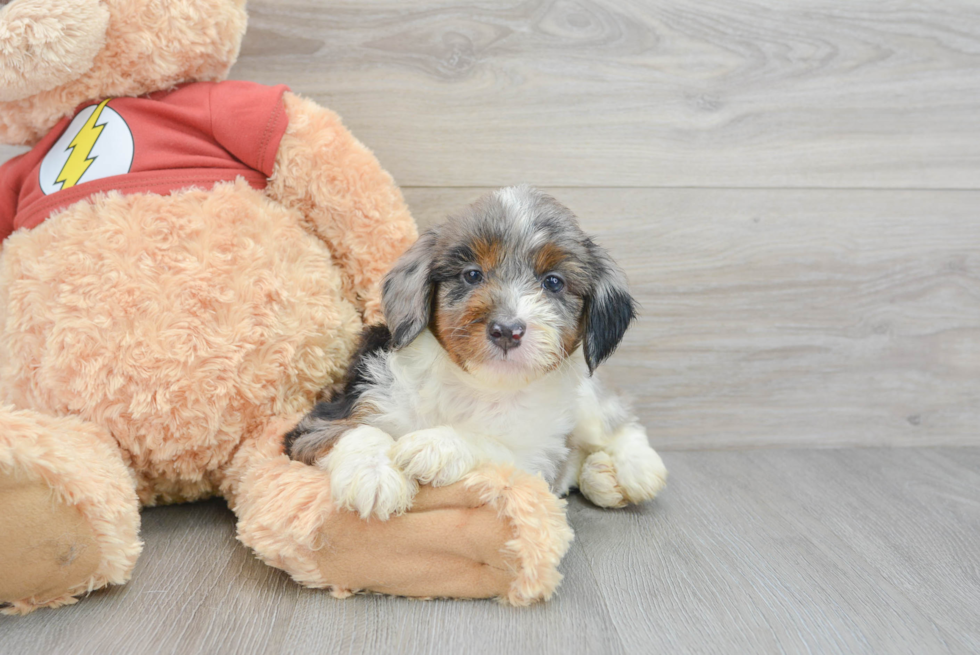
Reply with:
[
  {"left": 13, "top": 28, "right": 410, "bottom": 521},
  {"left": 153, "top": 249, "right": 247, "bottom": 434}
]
[{"left": 39, "top": 99, "right": 134, "bottom": 195}]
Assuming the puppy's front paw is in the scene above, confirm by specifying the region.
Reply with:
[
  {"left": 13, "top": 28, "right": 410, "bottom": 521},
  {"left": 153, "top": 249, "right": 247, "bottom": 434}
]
[
  {"left": 390, "top": 427, "right": 477, "bottom": 487},
  {"left": 321, "top": 426, "right": 417, "bottom": 520}
]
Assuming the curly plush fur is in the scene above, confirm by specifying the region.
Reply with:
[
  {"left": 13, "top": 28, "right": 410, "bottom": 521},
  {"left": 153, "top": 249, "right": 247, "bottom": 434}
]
[
  {"left": 1, "top": 179, "right": 362, "bottom": 503},
  {"left": 0, "top": 0, "right": 110, "bottom": 103}
]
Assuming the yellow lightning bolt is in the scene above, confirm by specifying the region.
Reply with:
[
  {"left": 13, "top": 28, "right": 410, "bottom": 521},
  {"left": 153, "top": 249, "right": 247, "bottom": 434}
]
[{"left": 56, "top": 98, "right": 112, "bottom": 190}]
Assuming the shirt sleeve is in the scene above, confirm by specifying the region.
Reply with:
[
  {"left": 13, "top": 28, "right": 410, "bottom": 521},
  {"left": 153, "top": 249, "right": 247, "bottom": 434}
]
[
  {"left": 0, "top": 155, "right": 23, "bottom": 243},
  {"left": 208, "top": 81, "right": 290, "bottom": 178}
]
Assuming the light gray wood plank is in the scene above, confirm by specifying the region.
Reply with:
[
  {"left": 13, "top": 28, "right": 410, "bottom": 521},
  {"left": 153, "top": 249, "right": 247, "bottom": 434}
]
[
  {"left": 403, "top": 187, "right": 980, "bottom": 449},
  {"left": 575, "top": 448, "right": 980, "bottom": 655},
  {"left": 231, "top": 0, "right": 980, "bottom": 188},
  {"left": 276, "top": 540, "right": 627, "bottom": 655},
  {"left": 1, "top": 448, "right": 978, "bottom": 654}
]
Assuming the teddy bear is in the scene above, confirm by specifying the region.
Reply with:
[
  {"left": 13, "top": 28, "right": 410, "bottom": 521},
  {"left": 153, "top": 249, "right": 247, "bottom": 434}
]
[{"left": 0, "top": 0, "right": 572, "bottom": 614}]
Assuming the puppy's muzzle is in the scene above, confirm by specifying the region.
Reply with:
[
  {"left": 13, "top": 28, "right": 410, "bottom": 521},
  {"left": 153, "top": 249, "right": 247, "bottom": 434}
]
[{"left": 487, "top": 320, "right": 525, "bottom": 352}]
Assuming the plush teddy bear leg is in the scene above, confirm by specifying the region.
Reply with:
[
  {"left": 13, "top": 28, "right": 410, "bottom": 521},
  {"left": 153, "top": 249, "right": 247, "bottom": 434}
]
[
  {"left": 221, "top": 418, "right": 574, "bottom": 605},
  {"left": 0, "top": 405, "right": 142, "bottom": 615}
]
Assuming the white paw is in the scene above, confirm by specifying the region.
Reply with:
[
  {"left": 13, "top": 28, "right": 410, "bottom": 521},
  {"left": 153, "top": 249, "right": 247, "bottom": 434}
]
[
  {"left": 578, "top": 451, "right": 627, "bottom": 508},
  {"left": 578, "top": 428, "right": 668, "bottom": 508},
  {"left": 320, "top": 426, "right": 417, "bottom": 520},
  {"left": 613, "top": 443, "right": 668, "bottom": 504},
  {"left": 389, "top": 427, "right": 477, "bottom": 487}
]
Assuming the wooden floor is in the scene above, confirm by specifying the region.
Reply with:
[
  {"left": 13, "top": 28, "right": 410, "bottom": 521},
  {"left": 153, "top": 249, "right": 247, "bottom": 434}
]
[
  {"left": 2, "top": 1, "right": 980, "bottom": 653},
  {"left": 1, "top": 448, "right": 979, "bottom": 654}
]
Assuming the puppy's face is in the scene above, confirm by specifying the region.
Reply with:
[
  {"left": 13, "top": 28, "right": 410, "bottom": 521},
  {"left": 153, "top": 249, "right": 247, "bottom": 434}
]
[{"left": 382, "top": 186, "right": 636, "bottom": 385}]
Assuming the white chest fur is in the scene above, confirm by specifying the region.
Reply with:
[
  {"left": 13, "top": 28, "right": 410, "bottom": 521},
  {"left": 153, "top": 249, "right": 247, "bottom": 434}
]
[{"left": 359, "top": 331, "right": 582, "bottom": 483}]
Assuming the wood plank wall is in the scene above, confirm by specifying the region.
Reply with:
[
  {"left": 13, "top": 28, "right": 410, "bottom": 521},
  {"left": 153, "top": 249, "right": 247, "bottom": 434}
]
[{"left": 3, "top": 1, "right": 978, "bottom": 449}]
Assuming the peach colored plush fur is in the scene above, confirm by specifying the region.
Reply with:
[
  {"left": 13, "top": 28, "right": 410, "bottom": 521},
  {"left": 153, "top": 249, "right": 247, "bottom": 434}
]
[{"left": 0, "top": 0, "right": 571, "bottom": 613}]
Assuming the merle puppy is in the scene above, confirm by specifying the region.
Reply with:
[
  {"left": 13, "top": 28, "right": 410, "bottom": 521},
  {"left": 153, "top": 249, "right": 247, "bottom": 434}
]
[{"left": 285, "top": 186, "right": 667, "bottom": 519}]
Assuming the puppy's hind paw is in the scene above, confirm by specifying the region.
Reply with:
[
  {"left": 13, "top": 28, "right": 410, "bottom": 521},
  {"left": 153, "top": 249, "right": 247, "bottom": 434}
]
[
  {"left": 578, "top": 451, "right": 628, "bottom": 508},
  {"left": 578, "top": 446, "right": 668, "bottom": 508},
  {"left": 614, "top": 445, "right": 667, "bottom": 504}
]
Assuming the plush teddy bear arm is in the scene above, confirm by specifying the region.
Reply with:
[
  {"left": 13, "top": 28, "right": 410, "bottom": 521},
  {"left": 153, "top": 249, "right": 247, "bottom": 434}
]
[
  {"left": 266, "top": 93, "right": 419, "bottom": 325},
  {"left": 223, "top": 418, "right": 573, "bottom": 604},
  {"left": 0, "top": 405, "right": 142, "bottom": 614}
]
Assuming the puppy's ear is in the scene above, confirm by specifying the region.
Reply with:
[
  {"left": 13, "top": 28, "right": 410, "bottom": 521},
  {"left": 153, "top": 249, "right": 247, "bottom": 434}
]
[
  {"left": 583, "top": 245, "right": 637, "bottom": 374},
  {"left": 382, "top": 228, "right": 439, "bottom": 349}
]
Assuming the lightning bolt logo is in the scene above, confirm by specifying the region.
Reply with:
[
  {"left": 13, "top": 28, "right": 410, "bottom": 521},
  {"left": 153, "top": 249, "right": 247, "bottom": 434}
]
[{"left": 55, "top": 98, "right": 112, "bottom": 190}]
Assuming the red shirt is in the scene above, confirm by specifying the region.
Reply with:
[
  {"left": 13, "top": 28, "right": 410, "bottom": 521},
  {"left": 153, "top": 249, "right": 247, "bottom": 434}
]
[{"left": 0, "top": 81, "right": 289, "bottom": 243}]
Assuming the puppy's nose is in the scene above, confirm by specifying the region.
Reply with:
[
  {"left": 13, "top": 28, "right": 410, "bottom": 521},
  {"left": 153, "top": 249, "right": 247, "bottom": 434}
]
[{"left": 488, "top": 320, "right": 526, "bottom": 351}]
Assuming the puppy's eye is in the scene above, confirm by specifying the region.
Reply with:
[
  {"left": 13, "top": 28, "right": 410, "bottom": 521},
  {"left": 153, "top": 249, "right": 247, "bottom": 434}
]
[
  {"left": 543, "top": 274, "right": 564, "bottom": 293},
  {"left": 463, "top": 269, "right": 484, "bottom": 285}
]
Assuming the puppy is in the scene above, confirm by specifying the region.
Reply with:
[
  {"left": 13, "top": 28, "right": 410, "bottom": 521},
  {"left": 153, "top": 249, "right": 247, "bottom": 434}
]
[{"left": 285, "top": 185, "right": 667, "bottom": 519}]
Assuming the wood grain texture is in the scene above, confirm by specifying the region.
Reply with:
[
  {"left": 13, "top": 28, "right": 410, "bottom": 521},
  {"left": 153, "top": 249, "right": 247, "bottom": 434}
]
[
  {"left": 230, "top": 0, "right": 980, "bottom": 188},
  {"left": 403, "top": 187, "right": 980, "bottom": 449},
  {"left": 1, "top": 448, "right": 977, "bottom": 654}
]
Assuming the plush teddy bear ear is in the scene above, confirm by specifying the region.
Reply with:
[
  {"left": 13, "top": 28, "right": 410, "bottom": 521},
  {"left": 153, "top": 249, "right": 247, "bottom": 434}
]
[
  {"left": 0, "top": 0, "right": 110, "bottom": 103},
  {"left": 582, "top": 244, "right": 637, "bottom": 374},
  {"left": 382, "top": 227, "right": 440, "bottom": 349}
]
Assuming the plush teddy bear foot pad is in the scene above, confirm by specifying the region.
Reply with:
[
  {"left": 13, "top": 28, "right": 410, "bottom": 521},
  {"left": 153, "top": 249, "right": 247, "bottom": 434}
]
[{"left": 0, "top": 471, "right": 102, "bottom": 612}]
